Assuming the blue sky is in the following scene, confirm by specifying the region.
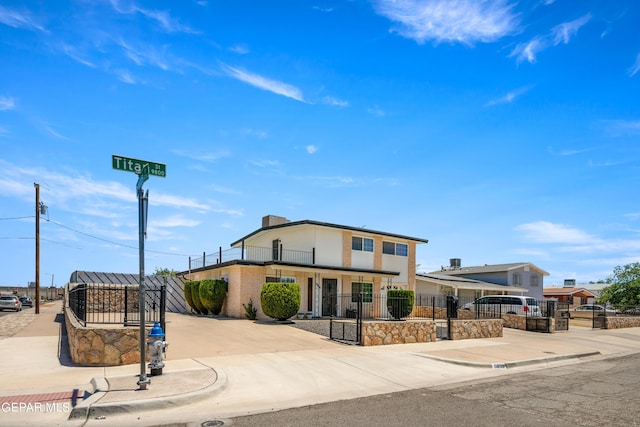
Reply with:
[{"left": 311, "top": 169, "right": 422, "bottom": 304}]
[{"left": 1, "top": 0, "right": 639, "bottom": 288}]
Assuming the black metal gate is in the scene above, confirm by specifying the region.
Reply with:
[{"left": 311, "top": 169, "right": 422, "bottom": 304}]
[
  {"left": 525, "top": 301, "right": 570, "bottom": 333},
  {"left": 329, "top": 293, "right": 362, "bottom": 344}
]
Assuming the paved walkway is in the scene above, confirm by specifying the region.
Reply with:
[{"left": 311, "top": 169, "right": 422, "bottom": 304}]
[{"left": 1, "top": 301, "right": 640, "bottom": 426}]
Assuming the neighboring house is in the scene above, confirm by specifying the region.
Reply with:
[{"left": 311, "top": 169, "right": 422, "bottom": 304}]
[
  {"left": 416, "top": 273, "right": 529, "bottom": 301},
  {"left": 68, "top": 271, "right": 187, "bottom": 313},
  {"left": 544, "top": 280, "right": 597, "bottom": 307},
  {"left": 429, "top": 259, "right": 549, "bottom": 300},
  {"left": 184, "top": 215, "right": 429, "bottom": 319}
]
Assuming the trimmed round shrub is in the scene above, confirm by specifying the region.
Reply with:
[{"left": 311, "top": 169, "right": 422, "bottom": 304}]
[
  {"left": 200, "top": 279, "right": 227, "bottom": 315},
  {"left": 260, "top": 282, "right": 300, "bottom": 321},
  {"left": 184, "top": 281, "right": 198, "bottom": 313},
  {"left": 387, "top": 290, "right": 414, "bottom": 320},
  {"left": 190, "top": 281, "right": 208, "bottom": 314}
]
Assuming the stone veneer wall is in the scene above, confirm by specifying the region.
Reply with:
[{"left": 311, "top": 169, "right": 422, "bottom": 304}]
[
  {"left": 362, "top": 319, "right": 502, "bottom": 346},
  {"left": 605, "top": 317, "right": 640, "bottom": 329},
  {"left": 501, "top": 314, "right": 526, "bottom": 330},
  {"left": 449, "top": 319, "right": 503, "bottom": 340},
  {"left": 65, "top": 305, "right": 149, "bottom": 366},
  {"left": 362, "top": 320, "right": 436, "bottom": 345}
]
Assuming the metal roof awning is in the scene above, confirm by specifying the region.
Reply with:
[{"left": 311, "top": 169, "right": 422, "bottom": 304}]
[{"left": 417, "top": 274, "right": 528, "bottom": 294}]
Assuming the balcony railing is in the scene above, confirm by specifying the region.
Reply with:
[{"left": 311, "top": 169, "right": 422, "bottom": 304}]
[{"left": 189, "top": 245, "right": 314, "bottom": 270}]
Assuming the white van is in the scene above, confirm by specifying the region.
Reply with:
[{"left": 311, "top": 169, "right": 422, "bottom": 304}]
[{"left": 462, "top": 295, "right": 541, "bottom": 317}]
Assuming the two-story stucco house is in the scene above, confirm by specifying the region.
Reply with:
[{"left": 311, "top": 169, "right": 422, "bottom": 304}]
[
  {"left": 430, "top": 259, "right": 549, "bottom": 300},
  {"left": 184, "top": 215, "right": 429, "bottom": 320}
]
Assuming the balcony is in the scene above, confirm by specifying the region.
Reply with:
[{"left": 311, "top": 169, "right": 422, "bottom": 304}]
[{"left": 189, "top": 245, "right": 314, "bottom": 270}]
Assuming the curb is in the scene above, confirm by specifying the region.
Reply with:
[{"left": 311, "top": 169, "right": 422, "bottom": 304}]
[
  {"left": 68, "top": 367, "right": 228, "bottom": 421},
  {"left": 414, "top": 351, "right": 602, "bottom": 369}
]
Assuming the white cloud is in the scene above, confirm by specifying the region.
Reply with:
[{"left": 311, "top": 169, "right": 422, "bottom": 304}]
[
  {"left": 242, "top": 128, "right": 269, "bottom": 139},
  {"left": 371, "top": 0, "right": 519, "bottom": 45},
  {"left": 628, "top": 53, "right": 640, "bottom": 77},
  {"left": 322, "top": 96, "right": 349, "bottom": 107},
  {"left": 515, "top": 220, "right": 640, "bottom": 255},
  {"left": 485, "top": 86, "right": 531, "bottom": 106},
  {"left": 509, "top": 37, "right": 544, "bottom": 63},
  {"left": 0, "top": 5, "right": 46, "bottom": 32},
  {"left": 306, "top": 145, "right": 318, "bottom": 154},
  {"left": 60, "top": 44, "right": 96, "bottom": 68},
  {"left": 367, "top": 105, "right": 386, "bottom": 117},
  {"left": 552, "top": 13, "right": 591, "bottom": 45},
  {"left": 115, "top": 69, "right": 138, "bottom": 85},
  {"left": 547, "top": 146, "right": 596, "bottom": 156},
  {"left": 515, "top": 221, "right": 593, "bottom": 244},
  {"left": 171, "top": 149, "right": 230, "bottom": 162},
  {"left": 40, "top": 122, "right": 71, "bottom": 141},
  {"left": 0, "top": 97, "right": 15, "bottom": 111},
  {"left": 601, "top": 119, "right": 640, "bottom": 136},
  {"left": 229, "top": 44, "right": 250, "bottom": 55},
  {"left": 151, "top": 215, "right": 201, "bottom": 228},
  {"left": 220, "top": 64, "right": 306, "bottom": 103},
  {"left": 109, "top": 1, "right": 197, "bottom": 34}
]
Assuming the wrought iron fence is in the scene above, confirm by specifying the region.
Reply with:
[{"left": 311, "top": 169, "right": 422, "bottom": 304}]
[
  {"left": 189, "top": 245, "right": 314, "bottom": 269},
  {"left": 324, "top": 294, "right": 547, "bottom": 321},
  {"left": 67, "top": 283, "right": 165, "bottom": 329}
]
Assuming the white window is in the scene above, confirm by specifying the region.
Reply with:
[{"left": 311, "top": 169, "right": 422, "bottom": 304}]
[
  {"left": 531, "top": 274, "right": 539, "bottom": 287},
  {"left": 513, "top": 273, "right": 520, "bottom": 285},
  {"left": 352, "top": 236, "right": 374, "bottom": 252},
  {"left": 265, "top": 276, "right": 296, "bottom": 283},
  {"left": 383, "top": 241, "right": 408, "bottom": 257},
  {"left": 351, "top": 282, "right": 373, "bottom": 303}
]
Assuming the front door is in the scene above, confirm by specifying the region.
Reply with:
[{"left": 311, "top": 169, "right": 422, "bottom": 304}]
[{"left": 322, "top": 278, "right": 337, "bottom": 317}]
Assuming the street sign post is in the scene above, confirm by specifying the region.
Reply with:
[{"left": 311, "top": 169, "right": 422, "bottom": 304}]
[
  {"left": 112, "top": 155, "right": 166, "bottom": 178},
  {"left": 112, "top": 155, "right": 166, "bottom": 390}
]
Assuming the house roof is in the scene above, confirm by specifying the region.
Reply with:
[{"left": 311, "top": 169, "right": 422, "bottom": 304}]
[
  {"left": 69, "top": 271, "right": 185, "bottom": 287},
  {"left": 185, "top": 259, "right": 401, "bottom": 279},
  {"left": 417, "top": 273, "right": 529, "bottom": 294},
  {"left": 543, "top": 287, "right": 596, "bottom": 298},
  {"left": 430, "top": 262, "right": 550, "bottom": 277},
  {"left": 230, "top": 219, "right": 429, "bottom": 247}
]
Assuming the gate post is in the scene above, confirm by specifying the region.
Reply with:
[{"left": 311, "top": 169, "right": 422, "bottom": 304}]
[{"left": 357, "top": 292, "right": 363, "bottom": 344}]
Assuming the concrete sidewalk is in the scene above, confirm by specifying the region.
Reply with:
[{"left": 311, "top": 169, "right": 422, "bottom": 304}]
[{"left": 1, "top": 301, "right": 640, "bottom": 426}]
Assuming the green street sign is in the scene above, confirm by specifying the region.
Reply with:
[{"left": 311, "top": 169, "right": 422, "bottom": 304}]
[{"left": 112, "top": 155, "right": 166, "bottom": 178}]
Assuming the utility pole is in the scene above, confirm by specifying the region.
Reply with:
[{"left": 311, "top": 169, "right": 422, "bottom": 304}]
[{"left": 34, "top": 183, "right": 41, "bottom": 315}]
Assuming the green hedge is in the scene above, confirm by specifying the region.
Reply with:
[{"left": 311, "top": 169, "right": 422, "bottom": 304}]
[
  {"left": 184, "top": 281, "right": 196, "bottom": 312},
  {"left": 190, "top": 281, "right": 208, "bottom": 314},
  {"left": 200, "top": 279, "right": 227, "bottom": 315},
  {"left": 387, "top": 290, "right": 414, "bottom": 320},
  {"left": 260, "top": 282, "right": 300, "bottom": 321}
]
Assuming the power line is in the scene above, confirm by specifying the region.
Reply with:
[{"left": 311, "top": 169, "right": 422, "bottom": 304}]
[
  {"left": 44, "top": 219, "right": 194, "bottom": 258},
  {"left": 0, "top": 216, "right": 35, "bottom": 221}
]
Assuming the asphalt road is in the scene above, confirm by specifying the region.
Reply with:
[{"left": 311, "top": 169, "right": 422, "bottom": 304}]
[{"left": 228, "top": 353, "right": 640, "bottom": 427}]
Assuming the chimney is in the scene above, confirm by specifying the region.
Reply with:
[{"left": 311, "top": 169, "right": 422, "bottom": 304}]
[{"left": 262, "top": 215, "right": 289, "bottom": 227}]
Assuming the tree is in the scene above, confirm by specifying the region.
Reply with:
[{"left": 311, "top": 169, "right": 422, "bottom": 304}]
[
  {"left": 599, "top": 263, "right": 640, "bottom": 306},
  {"left": 154, "top": 267, "right": 179, "bottom": 276}
]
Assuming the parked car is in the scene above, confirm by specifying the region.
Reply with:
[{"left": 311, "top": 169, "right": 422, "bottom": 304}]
[
  {"left": 19, "top": 296, "right": 33, "bottom": 308},
  {"left": 0, "top": 296, "right": 22, "bottom": 312},
  {"left": 569, "top": 304, "right": 617, "bottom": 319},
  {"left": 462, "top": 295, "right": 541, "bottom": 316}
]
